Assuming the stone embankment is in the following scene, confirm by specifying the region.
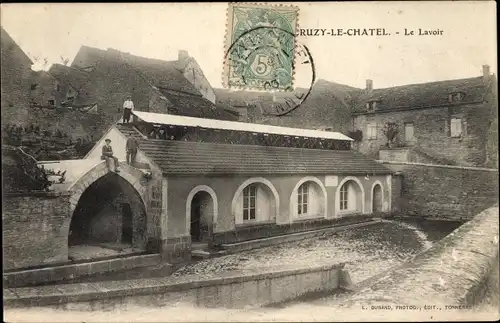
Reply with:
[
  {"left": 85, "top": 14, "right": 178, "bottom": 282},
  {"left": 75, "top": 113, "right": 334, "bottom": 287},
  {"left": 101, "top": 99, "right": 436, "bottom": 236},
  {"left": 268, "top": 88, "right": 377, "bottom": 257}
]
[{"left": 338, "top": 206, "right": 499, "bottom": 309}]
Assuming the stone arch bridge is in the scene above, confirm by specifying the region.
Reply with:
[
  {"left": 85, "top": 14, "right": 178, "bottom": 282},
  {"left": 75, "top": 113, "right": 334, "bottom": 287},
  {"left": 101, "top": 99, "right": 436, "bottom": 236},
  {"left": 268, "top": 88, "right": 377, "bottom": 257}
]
[{"left": 38, "top": 158, "right": 159, "bottom": 261}]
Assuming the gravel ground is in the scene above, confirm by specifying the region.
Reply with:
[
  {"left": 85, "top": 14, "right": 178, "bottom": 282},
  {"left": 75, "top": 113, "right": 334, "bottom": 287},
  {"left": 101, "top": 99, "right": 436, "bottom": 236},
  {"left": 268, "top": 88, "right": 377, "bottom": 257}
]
[{"left": 172, "top": 221, "right": 433, "bottom": 285}]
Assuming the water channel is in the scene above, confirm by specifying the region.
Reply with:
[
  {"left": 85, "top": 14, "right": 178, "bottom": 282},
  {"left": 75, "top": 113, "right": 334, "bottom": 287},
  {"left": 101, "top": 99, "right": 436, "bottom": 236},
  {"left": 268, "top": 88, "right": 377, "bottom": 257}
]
[{"left": 7, "top": 218, "right": 480, "bottom": 322}]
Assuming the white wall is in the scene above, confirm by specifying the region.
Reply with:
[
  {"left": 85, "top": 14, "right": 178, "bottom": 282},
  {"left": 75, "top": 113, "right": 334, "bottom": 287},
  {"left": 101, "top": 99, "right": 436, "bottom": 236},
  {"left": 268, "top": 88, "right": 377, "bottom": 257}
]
[
  {"left": 85, "top": 127, "right": 150, "bottom": 166},
  {"left": 183, "top": 59, "right": 216, "bottom": 104}
]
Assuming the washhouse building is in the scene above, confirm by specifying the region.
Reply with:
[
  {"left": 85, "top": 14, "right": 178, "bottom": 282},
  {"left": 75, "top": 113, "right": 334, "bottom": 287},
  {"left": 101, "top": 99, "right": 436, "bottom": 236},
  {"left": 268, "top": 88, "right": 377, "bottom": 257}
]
[{"left": 43, "top": 111, "right": 393, "bottom": 263}]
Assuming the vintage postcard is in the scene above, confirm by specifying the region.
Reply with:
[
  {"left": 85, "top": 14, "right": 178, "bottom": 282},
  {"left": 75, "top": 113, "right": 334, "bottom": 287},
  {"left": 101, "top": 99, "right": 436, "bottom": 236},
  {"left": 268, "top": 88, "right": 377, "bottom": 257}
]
[{"left": 1, "top": 1, "right": 498, "bottom": 322}]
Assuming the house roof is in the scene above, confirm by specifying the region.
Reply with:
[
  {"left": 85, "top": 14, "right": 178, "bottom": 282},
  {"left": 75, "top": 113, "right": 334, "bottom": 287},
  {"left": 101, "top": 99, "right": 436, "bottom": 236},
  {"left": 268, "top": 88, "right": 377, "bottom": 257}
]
[
  {"left": 158, "top": 89, "right": 238, "bottom": 121},
  {"left": 115, "top": 125, "right": 389, "bottom": 176},
  {"left": 214, "top": 79, "right": 361, "bottom": 114},
  {"left": 71, "top": 46, "right": 201, "bottom": 96},
  {"left": 48, "top": 64, "right": 90, "bottom": 90},
  {"left": 352, "top": 76, "right": 494, "bottom": 113},
  {"left": 132, "top": 111, "right": 353, "bottom": 141},
  {"left": 0, "top": 27, "right": 32, "bottom": 66}
]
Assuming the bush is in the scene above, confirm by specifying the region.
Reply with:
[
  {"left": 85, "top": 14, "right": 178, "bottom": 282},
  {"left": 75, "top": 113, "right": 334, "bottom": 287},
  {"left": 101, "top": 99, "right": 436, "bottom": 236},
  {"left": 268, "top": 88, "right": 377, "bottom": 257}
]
[
  {"left": 2, "top": 145, "right": 53, "bottom": 192},
  {"left": 348, "top": 129, "right": 363, "bottom": 142},
  {"left": 382, "top": 122, "right": 399, "bottom": 147}
]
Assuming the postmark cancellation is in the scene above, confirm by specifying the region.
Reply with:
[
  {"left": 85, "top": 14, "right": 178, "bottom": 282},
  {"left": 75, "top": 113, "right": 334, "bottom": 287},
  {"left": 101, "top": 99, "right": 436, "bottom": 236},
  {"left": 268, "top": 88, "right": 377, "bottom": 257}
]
[{"left": 223, "top": 3, "right": 299, "bottom": 91}]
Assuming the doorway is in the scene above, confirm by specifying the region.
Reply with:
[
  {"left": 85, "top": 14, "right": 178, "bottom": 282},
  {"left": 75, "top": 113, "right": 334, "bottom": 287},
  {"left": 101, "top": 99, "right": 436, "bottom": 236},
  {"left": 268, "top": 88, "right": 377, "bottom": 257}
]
[
  {"left": 190, "top": 191, "right": 213, "bottom": 243},
  {"left": 372, "top": 184, "right": 383, "bottom": 213}
]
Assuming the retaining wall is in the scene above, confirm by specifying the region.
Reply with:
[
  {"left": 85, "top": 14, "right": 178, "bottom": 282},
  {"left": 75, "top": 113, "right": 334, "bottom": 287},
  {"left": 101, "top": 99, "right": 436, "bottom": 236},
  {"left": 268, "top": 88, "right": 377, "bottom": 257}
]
[
  {"left": 342, "top": 206, "right": 499, "bottom": 308},
  {"left": 382, "top": 161, "right": 498, "bottom": 221},
  {"left": 2, "top": 192, "right": 72, "bottom": 270},
  {"left": 4, "top": 263, "right": 349, "bottom": 310},
  {"left": 3, "top": 254, "right": 161, "bottom": 288}
]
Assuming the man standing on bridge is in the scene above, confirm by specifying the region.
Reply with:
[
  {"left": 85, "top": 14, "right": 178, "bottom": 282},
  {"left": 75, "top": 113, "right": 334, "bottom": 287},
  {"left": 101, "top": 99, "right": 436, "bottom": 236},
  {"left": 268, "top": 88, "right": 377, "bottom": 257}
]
[
  {"left": 126, "top": 134, "right": 139, "bottom": 167},
  {"left": 122, "top": 95, "right": 135, "bottom": 123}
]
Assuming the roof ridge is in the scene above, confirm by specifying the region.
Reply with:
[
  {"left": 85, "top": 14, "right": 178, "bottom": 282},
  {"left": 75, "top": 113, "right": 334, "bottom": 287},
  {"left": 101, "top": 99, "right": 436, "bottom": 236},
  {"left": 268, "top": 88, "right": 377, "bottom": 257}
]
[
  {"left": 50, "top": 63, "right": 89, "bottom": 74},
  {"left": 369, "top": 76, "right": 485, "bottom": 91},
  {"left": 106, "top": 47, "right": 178, "bottom": 65}
]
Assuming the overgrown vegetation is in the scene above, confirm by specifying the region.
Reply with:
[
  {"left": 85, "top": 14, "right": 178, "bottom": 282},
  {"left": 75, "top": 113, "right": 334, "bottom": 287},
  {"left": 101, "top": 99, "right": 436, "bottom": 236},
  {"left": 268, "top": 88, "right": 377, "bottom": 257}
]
[
  {"left": 2, "top": 145, "right": 66, "bottom": 192},
  {"left": 382, "top": 122, "right": 399, "bottom": 148},
  {"left": 347, "top": 129, "right": 363, "bottom": 142},
  {"left": 2, "top": 123, "right": 95, "bottom": 160}
]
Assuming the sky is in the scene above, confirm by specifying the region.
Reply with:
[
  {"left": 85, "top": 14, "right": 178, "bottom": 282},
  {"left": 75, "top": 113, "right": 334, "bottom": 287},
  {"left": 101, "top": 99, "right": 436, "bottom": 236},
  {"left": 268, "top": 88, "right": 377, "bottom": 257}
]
[{"left": 0, "top": 2, "right": 497, "bottom": 89}]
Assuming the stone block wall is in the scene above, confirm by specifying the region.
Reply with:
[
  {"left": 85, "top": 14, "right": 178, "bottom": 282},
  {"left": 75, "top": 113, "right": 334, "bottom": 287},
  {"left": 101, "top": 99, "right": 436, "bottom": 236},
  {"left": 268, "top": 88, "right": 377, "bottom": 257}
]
[
  {"left": 160, "top": 236, "right": 191, "bottom": 263},
  {"left": 353, "top": 102, "right": 496, "bottom": 167},
  {"left": 3, "top": 192, "right": 71, "bottom": 270},
  {"left": 383, "top": 161, "right": 498, "bottom": 221},
  {"left": 342, "top": 206, "right": 499, "bottom": 312}
]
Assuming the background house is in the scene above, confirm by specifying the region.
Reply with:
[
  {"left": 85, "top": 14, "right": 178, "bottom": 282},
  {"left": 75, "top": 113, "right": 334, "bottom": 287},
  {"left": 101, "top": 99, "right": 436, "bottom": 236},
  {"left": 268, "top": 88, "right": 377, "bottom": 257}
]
[
  {"left": 1, "top": 28, "right": 237, "bottom": 161},
  {"left": 216, "top": 67, "right": 498, "bottom": 169},
  {"left": 215, "top": 79, "right": 360, "bottom": 135},
  {"left": 351, "top": 66, "right": 498, "bottom": 168}
]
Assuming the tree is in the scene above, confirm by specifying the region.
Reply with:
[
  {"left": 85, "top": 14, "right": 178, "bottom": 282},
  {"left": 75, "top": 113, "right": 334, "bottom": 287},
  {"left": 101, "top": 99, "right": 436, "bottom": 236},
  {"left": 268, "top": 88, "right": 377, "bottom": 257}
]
[
  {"left": 60, "top": 56, "right": 70, "bottom": 66},
  {"left": 347, "top": 129, "right": 363, "bottom": 143},
  {"left": 382, "top": 122, "right": 399, "bottom": 148},
  {"left": 347, "top": 129, "right": 363, "bottom": 150}
]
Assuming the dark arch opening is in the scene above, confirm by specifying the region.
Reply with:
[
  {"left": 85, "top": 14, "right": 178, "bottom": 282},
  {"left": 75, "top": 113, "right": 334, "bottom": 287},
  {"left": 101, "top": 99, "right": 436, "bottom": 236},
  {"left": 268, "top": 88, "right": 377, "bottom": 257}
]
[
  {"left": 69, "top": 173, "right": 147, "bottom": 257},
  {"left": 372, "top": 184, "right": 383, "bottom": 213},
  {"left": 190, "top": 191, "right": 214, "bottom": 243}
]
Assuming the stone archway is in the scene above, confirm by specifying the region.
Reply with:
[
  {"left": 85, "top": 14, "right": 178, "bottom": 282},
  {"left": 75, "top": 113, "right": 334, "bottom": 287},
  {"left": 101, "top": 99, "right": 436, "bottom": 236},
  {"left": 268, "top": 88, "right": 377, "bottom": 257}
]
[
  {"left": 64, "top": 161, "right": 150, "bottom": 259},
  {"left": 67, "top": 161, "right": 148, "bottom": 216}
]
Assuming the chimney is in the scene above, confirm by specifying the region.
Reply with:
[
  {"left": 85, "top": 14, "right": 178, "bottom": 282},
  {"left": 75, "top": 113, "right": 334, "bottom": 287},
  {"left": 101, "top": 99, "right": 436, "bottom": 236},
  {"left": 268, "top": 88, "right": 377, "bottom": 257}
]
[
  {"left": 366, "top": 79, "right": 373, "bottom": 91},
  {"left": 482, "top": 65, "right": 490, "bottom": 80},
  {"left": 178, "top": 50, "right": 189, "bottom": 62}
]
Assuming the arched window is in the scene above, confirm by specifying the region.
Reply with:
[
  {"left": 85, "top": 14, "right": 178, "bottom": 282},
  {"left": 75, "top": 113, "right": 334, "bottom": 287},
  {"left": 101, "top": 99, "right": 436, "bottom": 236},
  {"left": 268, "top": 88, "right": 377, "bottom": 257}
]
[
  {"left": 297, "top": 183, "right": 309, "bottom": 215},
  {"left": 337, "top": 179, "right": 363, "bottom": 214},
  {"left": 291, "top": 177, "right": 327, "bottom": 220},
  {"left": 340, "top": 183, "right": 349, "bottom": 211},
  {"left": 233, "top": 179, "right": 278, "bottom": 225},
  {"left": 243, "top": 184, "right": 257, "bottom": 221}
]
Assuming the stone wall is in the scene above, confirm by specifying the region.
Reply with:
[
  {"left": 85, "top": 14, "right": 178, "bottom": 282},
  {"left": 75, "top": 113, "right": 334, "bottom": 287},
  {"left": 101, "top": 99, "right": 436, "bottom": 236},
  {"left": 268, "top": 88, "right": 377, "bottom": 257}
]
[
  {"left": 2, "top": 192, "right": 72, "bottom": 270},
  {"left": 342, "top": 206, "right": 499, "bottom": 311},
  {"left": 4, "top": 262, "right": 348, "bottom": 309},
  {"left": 383, "top": 161, "right": 498, "bottom": 221},
  {"left": 353, "top": 102, "right": 496, "bottom": 167},
  {"left": 213, "top": 214, "right": 374, "bottom": 245}
]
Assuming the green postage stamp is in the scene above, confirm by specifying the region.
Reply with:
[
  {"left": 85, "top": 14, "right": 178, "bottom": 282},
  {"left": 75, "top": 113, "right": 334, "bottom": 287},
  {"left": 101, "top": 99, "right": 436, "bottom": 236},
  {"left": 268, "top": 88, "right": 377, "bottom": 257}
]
[{"left": 223, "top": 3, "right": 299, "bottom": 91}]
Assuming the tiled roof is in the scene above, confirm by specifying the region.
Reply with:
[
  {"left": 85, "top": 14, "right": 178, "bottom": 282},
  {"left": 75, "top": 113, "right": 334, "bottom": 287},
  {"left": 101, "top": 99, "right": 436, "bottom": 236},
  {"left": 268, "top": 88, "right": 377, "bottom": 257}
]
[
  {"left": 115, "top": 125, "right": 391, "bottom": 176},
  {"left": 159, "top": 89, "right": 238, "bottom": 121},
  {"left": 214, "top": 80, "right": 360, "bottom": 113},
  {"left": 48, "top": 64, "right": 89, "bottom": 90},
  {"left": 214, "top": 80, "right": 360, "bottom": 134},
  {"left": 0, "top": 27, "right": 32, "bottom": 65},
  {"left": 352, "top": 76, "right": 493, "bottom": 113},
  {"left": 71, "top": 46, "right": 200, "bottom": 96}
]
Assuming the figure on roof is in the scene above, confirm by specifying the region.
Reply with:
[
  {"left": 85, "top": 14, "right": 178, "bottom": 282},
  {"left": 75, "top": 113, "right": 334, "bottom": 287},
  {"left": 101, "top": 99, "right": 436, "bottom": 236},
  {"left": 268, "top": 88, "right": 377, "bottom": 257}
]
[
  {"left": 125, "top": 134, "right": 139, "bottom": 167},
  {"left": 122, "top": 95, "right": 135, "bottom": 124},
  {"left": 101, "top": 138, "right": 120, "bottom": 173}
]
